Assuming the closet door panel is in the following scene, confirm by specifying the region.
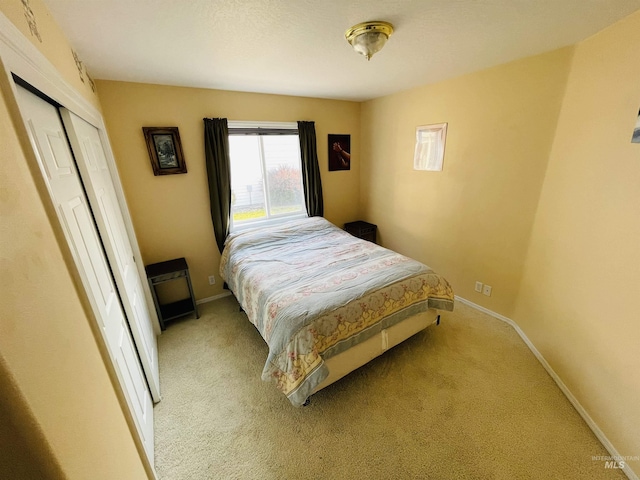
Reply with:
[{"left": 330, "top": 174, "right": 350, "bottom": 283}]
[
  {"left": 15, "top": 85, "right": 154, "bottom": 464},
  {"left": 62, "top": 110, "right": 160, "bottom": 402}
]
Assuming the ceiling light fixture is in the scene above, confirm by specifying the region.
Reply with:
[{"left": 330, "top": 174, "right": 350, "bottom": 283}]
[{"left": 345, "top": 21, "right": 394, "bottom": 61}]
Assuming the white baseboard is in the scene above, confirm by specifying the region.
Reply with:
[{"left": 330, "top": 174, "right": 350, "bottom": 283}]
[
  {"left": 454, "top": 295, "right": 638, "bottom": 480},
  {"left": 196, "top": 291, "right": 232, "bottom": 305}
]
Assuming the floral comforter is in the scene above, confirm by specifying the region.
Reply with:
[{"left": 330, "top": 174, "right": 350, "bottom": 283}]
[{"left": 219, "top": 217, "right": 454, "bottom": 406}]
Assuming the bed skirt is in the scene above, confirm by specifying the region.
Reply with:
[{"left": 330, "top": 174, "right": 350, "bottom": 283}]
[{"left": 312, "top": 309, "right": 439, "bottom": 395}]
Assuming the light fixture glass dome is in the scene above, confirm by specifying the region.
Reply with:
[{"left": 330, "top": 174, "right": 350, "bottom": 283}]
[{"left": 345, "top": 21, "right": 394, "bottom": 61}]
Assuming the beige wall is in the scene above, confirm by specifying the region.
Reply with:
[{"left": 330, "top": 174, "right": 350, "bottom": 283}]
[
  {"left": 96, "top": 80, "right": 361, "bottom": 300},
  {"left": 513, "top": 11, "right": 640, "bottom": 471},
  {"left": 0, "top": 361, "right": 63, "bottom": 480},
  {"left": 0, "top": 0, "right": 99, "bottom": 108},
  {"left": 1, "top": 0, "right": 148, "bottom": 478},
  {"left": 360, "top": 47, "right": 574, "bottom": 317}
]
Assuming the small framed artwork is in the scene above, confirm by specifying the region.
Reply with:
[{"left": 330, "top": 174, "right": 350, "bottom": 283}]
[
  {"left": 142, "top": 127, "right": 187, "bottom": 175},
  {"left": 328, "top": 134, "right": 351, "bottom": 171},
  {"left": 414, "top": 123, "right": 448, "bottom": 171},
  {"left": 632, "top": 110, "right": 640, "bottom": 144}
]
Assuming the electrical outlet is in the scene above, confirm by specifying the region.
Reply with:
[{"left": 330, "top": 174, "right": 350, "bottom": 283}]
[
  {"left": 475, "top": 281, "right": 483, "bottom": 293},
  {"left": 208, "top": 275, "right": 216, "bottom": 285},
  {"left": 482, "top": 284, "right": 492, "bottom": 297}
]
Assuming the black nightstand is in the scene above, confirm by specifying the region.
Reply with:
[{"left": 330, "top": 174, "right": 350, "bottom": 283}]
[
  {"left": 145, "top": 257, "right": 199, "bottom": 330},
  {"left": 344, "top": 221, "right": 377, "bottom": 244}
]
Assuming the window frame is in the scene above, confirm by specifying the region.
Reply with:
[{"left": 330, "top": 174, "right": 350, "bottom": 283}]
[{"left": 227, "top": 121, "right": 307, "bottom": 232}]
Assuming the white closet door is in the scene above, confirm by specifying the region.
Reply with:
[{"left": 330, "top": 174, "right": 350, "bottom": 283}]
[
  {"left": 61, "top": 110, "right": 160, "bottom": 402},
  {"left": 15, "top": 85, "right": 154, "bottom": 464}
]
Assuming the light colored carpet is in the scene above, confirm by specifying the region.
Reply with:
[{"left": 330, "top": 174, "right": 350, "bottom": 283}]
[{"left": 154, "top": 296, "right": 624, "bottom": 479}]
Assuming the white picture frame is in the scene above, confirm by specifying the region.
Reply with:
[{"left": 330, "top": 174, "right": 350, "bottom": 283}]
[{"left": 414, "top": 123, "right": 448, "bottom": 171}]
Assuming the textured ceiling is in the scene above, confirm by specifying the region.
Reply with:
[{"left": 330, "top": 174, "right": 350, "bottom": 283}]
[{"left": 43, "top": 0, "right": 640, "bottom": 101}]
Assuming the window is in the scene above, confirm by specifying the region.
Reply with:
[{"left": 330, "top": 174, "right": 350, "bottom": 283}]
[{"left": 228, "top": 121, "right": 307, "bottom": 230}]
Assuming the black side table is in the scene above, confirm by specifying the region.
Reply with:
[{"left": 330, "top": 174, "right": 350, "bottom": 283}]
[
  {"left": 344, "top": 221, "right": 377, "bottom": 243},
  {"left": 145, "top": 257, "right": 199, "bottom": 330}
]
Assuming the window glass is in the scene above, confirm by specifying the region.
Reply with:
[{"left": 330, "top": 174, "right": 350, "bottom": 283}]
[
  {"left": 229, "top": 128, "right": 306, "bottom": 229},
  {"left": 262, "top": 135, "right": 304, "bottom": 216},
  {"left": 229, "top": 136, "right": 265, "bottom": 223}
]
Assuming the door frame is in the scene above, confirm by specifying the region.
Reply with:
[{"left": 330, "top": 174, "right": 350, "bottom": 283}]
[{"left": 0, "top": 12, "right": 158, "bottom": 478}]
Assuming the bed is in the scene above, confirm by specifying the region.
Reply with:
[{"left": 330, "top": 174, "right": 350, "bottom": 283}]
[{"left": 219, "top": 216, "right": 454, "bottom": 406}]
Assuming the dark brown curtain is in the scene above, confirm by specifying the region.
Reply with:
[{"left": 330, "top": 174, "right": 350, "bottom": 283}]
[
  {"left": 297, "top": 121, "right": 324, "bottom": 217},
  {"left": 204, "top": 118, "right": 231, "bottom": 253}
]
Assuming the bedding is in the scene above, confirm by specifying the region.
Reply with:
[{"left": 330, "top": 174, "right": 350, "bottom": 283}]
[{"left": 219, "top": 216, "right": 454, "bottom": 406}]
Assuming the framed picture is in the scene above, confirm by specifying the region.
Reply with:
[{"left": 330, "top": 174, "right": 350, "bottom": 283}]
[
  {"left": 142, "top": 127, "right": 187, "bottom": 175},
  {"left": 632, "top": 110, "right": 640, "bottom": 144},
  {"left": 414, "top": 123, "right": 448, "bottom": 171},
  {"left": 328, "top": 134, "right": 351, "bottom": 171}
]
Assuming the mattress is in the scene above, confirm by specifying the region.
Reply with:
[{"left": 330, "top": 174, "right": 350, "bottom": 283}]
[{"left": 220, "top": 217, "right": 454, "bottom": 406}]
